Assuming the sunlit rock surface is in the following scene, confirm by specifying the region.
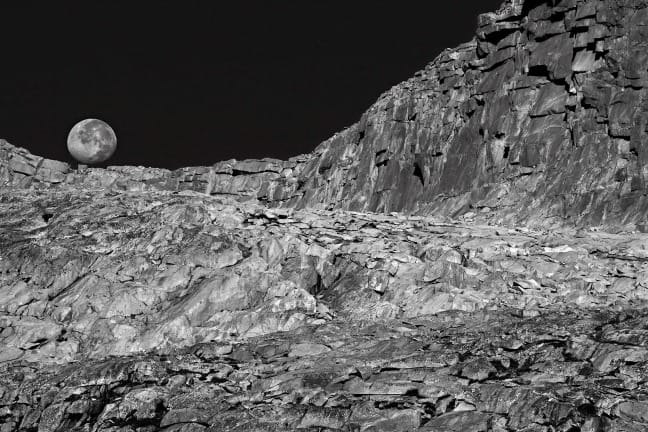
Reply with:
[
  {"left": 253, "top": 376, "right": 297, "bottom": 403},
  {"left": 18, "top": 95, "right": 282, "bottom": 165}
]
[
  {"left": 3, "top": 0, "right": 648, "bottom": 430},
  {"left": 2, "top": 175, "right": 648, "bottom": 430},
  {"left": 5, "top": 0, "right": 647, "bottom": 229}
]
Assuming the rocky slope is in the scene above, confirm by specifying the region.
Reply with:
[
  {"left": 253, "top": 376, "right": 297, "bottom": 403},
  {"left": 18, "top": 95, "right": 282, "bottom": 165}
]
[
  {"left": 4, "top": 0, "right": 648, "bottom": 229},
  {"left": 3, "top": 0, "right": 648, "bottom": 430},
  {"left": 2, "top": 179, "right": 648, "bottom": 431}
]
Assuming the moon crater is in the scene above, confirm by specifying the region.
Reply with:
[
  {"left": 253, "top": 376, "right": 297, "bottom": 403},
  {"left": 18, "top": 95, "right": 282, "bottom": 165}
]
[{"left": 67, "top": 119, "right": 117, "bottom": 164}]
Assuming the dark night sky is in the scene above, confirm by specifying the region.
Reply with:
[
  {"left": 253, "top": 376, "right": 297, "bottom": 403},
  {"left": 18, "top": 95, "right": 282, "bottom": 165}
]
[{"left": 1, "top": 1, "right": 503, "bottom": 169}]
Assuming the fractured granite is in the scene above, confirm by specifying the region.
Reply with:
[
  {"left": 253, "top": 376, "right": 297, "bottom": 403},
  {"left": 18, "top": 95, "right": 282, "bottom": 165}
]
[
  {"left": 4, "top": 1, "right": 648, "bottom": 230},
  {"left": 2, "top": 0, "right": 648, "bottom": 430},
  {"left": 0, "top": 182, "right": 648, "bottom": 430}
]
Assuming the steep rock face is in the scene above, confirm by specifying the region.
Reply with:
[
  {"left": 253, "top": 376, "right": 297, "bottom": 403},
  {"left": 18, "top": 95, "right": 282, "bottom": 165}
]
[
  {"left": 5, "top": 0, "right": 647, "bottom": 229},
  {"left": 287, "top": 0, "right": 648, "bottom": 227}
]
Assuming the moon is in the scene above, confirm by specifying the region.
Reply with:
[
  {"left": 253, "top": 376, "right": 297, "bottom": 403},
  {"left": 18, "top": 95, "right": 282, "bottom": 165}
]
[{"left": 67, "top": 119, "right": 117, "bottom": 164}]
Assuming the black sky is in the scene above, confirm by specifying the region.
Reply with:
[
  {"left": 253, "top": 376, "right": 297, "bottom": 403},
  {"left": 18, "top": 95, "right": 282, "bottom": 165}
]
[{"left": 1, "top": 1, "right": 503, "bottom": 169}]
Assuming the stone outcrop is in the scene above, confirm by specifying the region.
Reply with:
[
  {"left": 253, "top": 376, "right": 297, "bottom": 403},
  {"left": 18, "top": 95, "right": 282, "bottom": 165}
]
[
  {"left": 4, "top": 0, "right": 648, "bottom": 229},
  {"left": 0, "top": 139, "right": 313, "bottom": 206},
  {"left": 288, "top": 0, "right": 648, "bottom": 228},
  {"left": 10, "top": 184, "right": 648, "bottom": 365},
  {"left": 2, "top": 179, "right": 648, "bottom": 430},
  {"left": 4, "top": 0, "right": 648, "bottom": 430}
]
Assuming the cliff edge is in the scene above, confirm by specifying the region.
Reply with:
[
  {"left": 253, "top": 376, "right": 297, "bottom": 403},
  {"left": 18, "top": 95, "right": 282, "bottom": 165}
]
[{"left": 3, "top": 1, "right": 648, "bottom": 230}]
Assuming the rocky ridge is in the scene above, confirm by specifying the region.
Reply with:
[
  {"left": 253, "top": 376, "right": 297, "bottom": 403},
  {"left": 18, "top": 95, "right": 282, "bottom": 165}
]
[
  {"left": 5, "top": 0, "right": 648, "bottom": 229},
  {"left": 3, "top": 0, "right": 648, "bottom": 430}
]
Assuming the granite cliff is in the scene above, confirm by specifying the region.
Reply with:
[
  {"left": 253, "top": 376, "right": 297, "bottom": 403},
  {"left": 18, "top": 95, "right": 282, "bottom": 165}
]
[
  {"left": 2, "top": 0, "right": 648, "bottom": 431},
  {"left": 4, "top": 0, "right": 648, "bottom": 229}
]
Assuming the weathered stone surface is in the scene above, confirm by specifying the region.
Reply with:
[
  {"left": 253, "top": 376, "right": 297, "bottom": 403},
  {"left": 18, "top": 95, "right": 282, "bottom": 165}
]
[
  {"left": 0, "top": 179, "right": 647, "bottom": 429},
  {"left": 2, "top": 0, "right": 648, "bottom": 430},
  {"left": 0, "top": 2, "right": 643, "bottom": 232}
]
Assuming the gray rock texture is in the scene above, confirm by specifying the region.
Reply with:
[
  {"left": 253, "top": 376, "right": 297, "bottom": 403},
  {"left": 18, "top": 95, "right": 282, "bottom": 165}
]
[
  {"left": 3, "top": 180, "right": 648, "bottom": 431},
  {"left": 287, "top": 0, "right": 648, "bottom": 228},
  {"left": 0, "top": 181, "right": 648, "bottom": 432},
  {"left": 5, "top": 0, "right": 648, "bottom": 229},
  {"left": 3, "top": 0, "right": 648, "bottom": 430}
]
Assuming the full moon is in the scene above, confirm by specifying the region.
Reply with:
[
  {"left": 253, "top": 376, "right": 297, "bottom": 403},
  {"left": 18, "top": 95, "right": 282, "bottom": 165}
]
[{"left": 67, "top": 119, "right": 117, "bottom": 164}]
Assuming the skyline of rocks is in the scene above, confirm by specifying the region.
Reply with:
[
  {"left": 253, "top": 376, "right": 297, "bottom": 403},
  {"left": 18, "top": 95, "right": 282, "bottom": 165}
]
[
  {"left": 4, "top": 0, "right": 648, "bottom": 230},
  {"left": 3, "top": 0, "right": 648, "bottom": 430}
]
